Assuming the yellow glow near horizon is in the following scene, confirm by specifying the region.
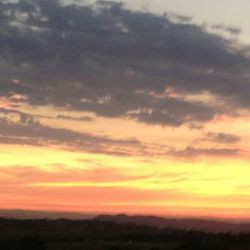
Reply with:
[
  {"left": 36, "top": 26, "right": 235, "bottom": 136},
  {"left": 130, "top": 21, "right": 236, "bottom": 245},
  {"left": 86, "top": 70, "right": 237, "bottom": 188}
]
[
  {"left": 1, "top": 0, "right": 250, "bottom": 220},
  {"left": 1, "top": 133, "right": 250, "bottom": 219}
]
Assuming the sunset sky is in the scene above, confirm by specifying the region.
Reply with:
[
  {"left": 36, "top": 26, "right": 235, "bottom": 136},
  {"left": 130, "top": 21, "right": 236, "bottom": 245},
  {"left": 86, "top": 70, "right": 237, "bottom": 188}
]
[{"left": 1, "top": 0, "right": 250, "bottom": 220}]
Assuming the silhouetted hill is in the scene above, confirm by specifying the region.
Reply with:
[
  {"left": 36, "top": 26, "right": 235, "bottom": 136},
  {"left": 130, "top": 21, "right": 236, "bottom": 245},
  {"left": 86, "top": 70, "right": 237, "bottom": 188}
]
[
  {"left": 0, "top": 217, "right": 250, "bottom": 250},
  {"left": 95, "top": 214, "right": 250, "bottom": 233},
  {"left": 2, "top": 210, "right": 250, "bottom": 234},
  {"left": 0, "top": 209, "right": 94, "bottom": 220}
]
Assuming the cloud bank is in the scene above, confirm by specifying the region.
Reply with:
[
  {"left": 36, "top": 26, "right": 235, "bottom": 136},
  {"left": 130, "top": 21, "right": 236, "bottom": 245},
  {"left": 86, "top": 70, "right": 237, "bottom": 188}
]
[{"left": 0, "top": 0, "right": 249, "bottom": 128}]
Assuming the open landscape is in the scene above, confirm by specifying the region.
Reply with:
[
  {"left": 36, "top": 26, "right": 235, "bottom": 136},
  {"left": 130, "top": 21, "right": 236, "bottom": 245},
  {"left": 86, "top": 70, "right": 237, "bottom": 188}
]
[
  {"left": 1, "top": 214, "right": 250, "bottom": 250},
  {"left": 1, "top": 0, "right": 250, "bottom": 249}
]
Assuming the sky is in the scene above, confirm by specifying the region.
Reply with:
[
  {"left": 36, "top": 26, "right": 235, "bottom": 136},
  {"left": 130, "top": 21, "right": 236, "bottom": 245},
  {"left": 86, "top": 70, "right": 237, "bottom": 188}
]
[{"left": 1, "top": 0, "right": 250, "bottom": 220}]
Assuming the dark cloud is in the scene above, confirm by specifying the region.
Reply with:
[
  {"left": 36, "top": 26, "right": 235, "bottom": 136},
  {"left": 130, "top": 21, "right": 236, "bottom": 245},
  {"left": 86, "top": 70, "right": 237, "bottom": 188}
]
[
  {"left": 206, "top": 132, "right": 241, "bottom": 144},
  {"left": 166, "top": 13, "right": 192, "bottom": 23},
  {"left": 188, "top": 123, "right": 204, "bottom": 130},
  {"left": 0, "top": 0, "right": 249, "bottom": 127},
  {"left": 0, "top": 115, "right": 142, "bottom": 156},
  {"left": 170, "top": 146, "right": 240, "bottom": 158},
  {"left": 57, "top": 114, "right": 94, "bottom": 122},
  {"left": 129, "top": 97, "right": 216, "bottom": 126},
  {"left": 0, "top": 108, "right": 35, "bottom": 124},
  {"left": 0, "top": 135, "right": 44, "bottom": 147}
]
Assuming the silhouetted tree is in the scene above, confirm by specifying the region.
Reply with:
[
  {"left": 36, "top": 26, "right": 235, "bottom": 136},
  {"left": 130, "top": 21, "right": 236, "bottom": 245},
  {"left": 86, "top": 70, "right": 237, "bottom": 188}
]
[
  {"left": 106, "top": 246, "right": 120, "bottom": 250},
  {"left": 20, "top": 235, "right": 46, "bottom": 250}
]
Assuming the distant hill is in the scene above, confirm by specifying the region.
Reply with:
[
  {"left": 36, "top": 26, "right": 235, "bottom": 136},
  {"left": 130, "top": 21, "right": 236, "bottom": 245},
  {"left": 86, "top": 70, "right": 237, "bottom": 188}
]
[
  {"left": 95, "top": 214, "right": 250, "bottom": 233},
  {"left": 0, "top": 209, "right": 95, "bottom": 220},
  {"left": 2, "top": 210, "right": 250, "bottom": 233},
  {"left": 1, "top": 217, "right": 250, "bottom": 250}
]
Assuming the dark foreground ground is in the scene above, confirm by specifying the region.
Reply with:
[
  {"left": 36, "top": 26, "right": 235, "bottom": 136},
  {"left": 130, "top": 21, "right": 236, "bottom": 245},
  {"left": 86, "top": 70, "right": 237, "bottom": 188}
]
[{"left": 0, "top": 218, "right": 250, "bottom": 250}]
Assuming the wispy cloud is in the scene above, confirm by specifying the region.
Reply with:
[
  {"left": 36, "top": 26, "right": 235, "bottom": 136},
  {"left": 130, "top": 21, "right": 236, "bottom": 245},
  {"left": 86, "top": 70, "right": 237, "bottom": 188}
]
[
  {"left": 170, "top": 146, "right": 240, "bottom": 158},
  {"left": 205, "top": 132, "right": 241, "bottom": 144}
]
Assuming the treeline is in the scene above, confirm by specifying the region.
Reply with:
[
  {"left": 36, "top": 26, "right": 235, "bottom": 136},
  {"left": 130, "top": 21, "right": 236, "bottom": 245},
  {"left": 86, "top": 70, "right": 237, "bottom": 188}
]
[{"left": 0, "top": 218, "right": 249, "bottom": 250}]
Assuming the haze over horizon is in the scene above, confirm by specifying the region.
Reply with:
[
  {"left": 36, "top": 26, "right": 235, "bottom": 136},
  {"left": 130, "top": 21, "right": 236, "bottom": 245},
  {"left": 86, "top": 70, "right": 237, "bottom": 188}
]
[{"left": 1, "top": 0, "right": 250, "bottom": 220}]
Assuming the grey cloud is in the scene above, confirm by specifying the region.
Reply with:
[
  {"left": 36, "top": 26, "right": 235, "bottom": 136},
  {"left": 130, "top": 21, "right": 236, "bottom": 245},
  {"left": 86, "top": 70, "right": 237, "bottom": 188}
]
[
  {"left": 0, "top": 108, "right": 35, "bottom": 124},
  {"left": 129, "top": 96, "right": 216, "bottom": 126},
  {"left": 0, "top": 108, "right": 164, "bottom": 157},
  {"left": 57, "top": 114, "right": 94, "bottom": 122},
  {"left": 0, "top": 0, "right": 249, "bottom": 127},
  {"left": 171, "top": 146, "right": 240, "bottom": 158},
  {"left": 0, "top": 81, "right": 29, "bottom": 98},
  {"left": 0, "top": 117, "right": 143, "bottom": 156},
  {"left": 206, "top": 132, "right": 241, "bottom": 144},
  {"left": 188, "top": 123, "right": 204, "bottom": 130},
  {"left": 0, "top": 136, "right": 44, "bottom": 147},
  {"left": 166, "top": 12, "right": 192, "bottom": 23}
]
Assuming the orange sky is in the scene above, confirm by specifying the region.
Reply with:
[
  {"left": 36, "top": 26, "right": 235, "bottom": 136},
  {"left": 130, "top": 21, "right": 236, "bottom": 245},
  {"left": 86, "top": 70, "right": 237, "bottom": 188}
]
[
  {"left": 1, "top": 0, "right": 250, "bottom": 220},
  {"left": 1, "top": 105, "right": 250, "bottom": 219}
]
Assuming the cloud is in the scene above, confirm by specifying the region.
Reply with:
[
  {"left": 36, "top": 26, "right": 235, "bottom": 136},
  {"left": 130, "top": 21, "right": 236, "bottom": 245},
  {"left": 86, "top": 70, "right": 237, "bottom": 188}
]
[
  {"left": 206, "top": 132, "right": 241, "bottom": 144},
  {"left": 0, "top": 115, "right": 143, "bottom": 156},
  {"left": 0, "top": 165, "right": 151, "bottom": 185},
  {"left": 170, "top": 146, "right": 240, "bottom": 158},
  {"left": 166, "top": 12, "right": 193, "bottom": 23},
  {"left": 57, "top": 114, "right": 94, "bottom": 122},
  {"left": 0, "top": 110, "right": 242, "bottom": 158},
  {"left": 211, "top": 24, "right": 241, "bottom": 35},
  {"left": 129, "top": 97, "right": 216, "bottom": 126},
  {"left": 0, "top": 108, "right": 36, "bottom": 124},
  {"left": 0, "top": 0, "right": 249, "bottom": 127}
]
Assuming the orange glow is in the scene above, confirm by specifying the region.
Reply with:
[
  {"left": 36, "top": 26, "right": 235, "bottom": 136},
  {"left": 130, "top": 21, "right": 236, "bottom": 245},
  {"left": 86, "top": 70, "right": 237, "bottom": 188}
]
[
  {"left": 1, "top": 127, "right": 250, "bottom": 219},
  {"left": 1, "top": 0, "right": 250, "bottom": 221}
]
